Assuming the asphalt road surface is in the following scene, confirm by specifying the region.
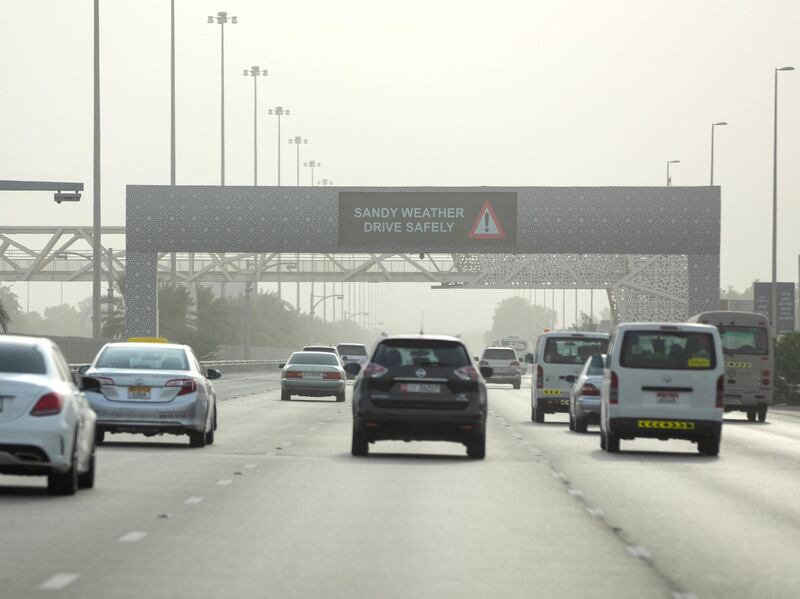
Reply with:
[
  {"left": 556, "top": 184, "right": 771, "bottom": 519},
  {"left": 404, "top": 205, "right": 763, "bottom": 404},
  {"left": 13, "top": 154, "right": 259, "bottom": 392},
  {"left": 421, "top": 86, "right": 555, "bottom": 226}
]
[{"left": 1, "top": 373, "right": 799, "bottom": 598}]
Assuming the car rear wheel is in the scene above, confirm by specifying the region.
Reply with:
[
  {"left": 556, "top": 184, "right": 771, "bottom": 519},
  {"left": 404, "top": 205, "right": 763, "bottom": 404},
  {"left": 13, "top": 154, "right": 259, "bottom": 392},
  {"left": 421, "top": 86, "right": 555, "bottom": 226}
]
[
  {"left": 757, "top": 404, "right": 768, "bottom": 422},
  {"left": 574, "top": 417, "right": 588, "bottom": 434},
  {"left": 336, "top": 391, "right": 345, "bottom": 402},
  {"left": 95, "top": 428, "right": 105, "bottom": 445},
  {"left": 281, "top": 391, "right": 291, "bottom": 401},
  {"left": 48, "top": 436, "right": 78, "bottom": 496},
  {"left": 466, "top": 433, "right": 486, "bottom": 459},
  {"left": 697, "top": 435, "right": 720, "bottom": 456},
  {"left": 188, "top": 429, "right": 207, "bottom": 448},
  {"left": 205, "top": 410, "right": 215, "bottom": 445},
  {"left": 351, "top": 426, "right": 368, "bottom": 456},
  {"left": 532, "top": 401, "right": 545, "bottom": 423},
  {"left": 77, "top": 448, "right": 96, "bottom": 490},
  {"left": 513, "top": 380, "right": 521, "bottom": 390},
  {"left": 605, "top": 432, "right": 620, "bottom": 453},
  {"left": 568, "top": 415, "right": 575, "bottom": 431},
  {"left": 600, "top": 429, "right": 607, "bottom": 450}
]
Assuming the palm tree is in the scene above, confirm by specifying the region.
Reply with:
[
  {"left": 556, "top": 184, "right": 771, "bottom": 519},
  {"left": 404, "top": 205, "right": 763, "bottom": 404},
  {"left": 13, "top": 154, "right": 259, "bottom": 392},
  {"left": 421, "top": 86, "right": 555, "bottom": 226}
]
[{"left": 0, "top": 298, "right": 10, "bottom": 333}]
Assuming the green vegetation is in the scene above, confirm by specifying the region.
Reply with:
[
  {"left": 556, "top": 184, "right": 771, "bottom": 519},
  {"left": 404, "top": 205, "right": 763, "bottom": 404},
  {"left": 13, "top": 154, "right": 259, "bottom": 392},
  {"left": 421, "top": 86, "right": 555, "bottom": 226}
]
[
  {"left": 775, "top": 332, "right": 800, "bottom": 405},
  {"left": 484, "top": 296, "right": 557, "bottom": 345}
]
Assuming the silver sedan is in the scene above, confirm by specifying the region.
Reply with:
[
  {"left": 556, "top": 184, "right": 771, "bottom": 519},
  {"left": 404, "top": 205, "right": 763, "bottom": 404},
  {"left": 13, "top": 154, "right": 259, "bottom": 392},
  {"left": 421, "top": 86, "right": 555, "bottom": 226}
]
[
  {"left": 569, "top": 353, "right": 606, "bottom": 433},
  {"left": 281, "top": 351, "right": 346, "bottom": 402},
  {"left": 81, "top": 342, "right": 221, "bottom": 447}
]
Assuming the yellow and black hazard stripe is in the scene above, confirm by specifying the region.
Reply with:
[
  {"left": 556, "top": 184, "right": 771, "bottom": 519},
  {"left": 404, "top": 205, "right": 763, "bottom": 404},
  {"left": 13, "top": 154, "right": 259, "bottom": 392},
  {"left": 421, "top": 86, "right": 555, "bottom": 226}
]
[
  {"left": 542, "top": 389, "right": 566, "bottom": 396},
  {"left": 725, "top": 361, "right": 751, "bottom": 369},
  {"left": 636, "top": 420, "right": 696, "bottom": 431}
]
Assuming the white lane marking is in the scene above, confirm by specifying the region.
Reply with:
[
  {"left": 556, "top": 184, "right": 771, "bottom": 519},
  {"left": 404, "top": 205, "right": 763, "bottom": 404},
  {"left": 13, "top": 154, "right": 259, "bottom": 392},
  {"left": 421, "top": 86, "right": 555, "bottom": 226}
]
[
  {"left": 281, "top": 441, "right": 292, "bottom": 447},
  {"left": 244, "top": 463, "right": 257, "bottom": 469},
  {"left": 567, "top": 488, "right": 583, "bottom": 497},
  {"left": 551, "top": 471, "right": 565, "bottom": 479},
  {"left": 217, "top": 479, "right": 233, "bottom": 486},
  {"left": 185, "top": 496, "right": 204, "bottom": 505},
  {"left": 626, "top": 545, "right": 652, "bottom": 559},
  {"left": 672, "top": 593, "right": 699, "bottom": 599},
  {"left": 586, "top": 507, "right": 605, "bottom": 517},
  {"left": 118, "top": 531, "right": 147, "bottom": 543},
  {"left": 39, "top": 574, "right": 79, "bottom": 590},
  {"left": 309, "top": 427, "right": 318, "bottom": 431}
]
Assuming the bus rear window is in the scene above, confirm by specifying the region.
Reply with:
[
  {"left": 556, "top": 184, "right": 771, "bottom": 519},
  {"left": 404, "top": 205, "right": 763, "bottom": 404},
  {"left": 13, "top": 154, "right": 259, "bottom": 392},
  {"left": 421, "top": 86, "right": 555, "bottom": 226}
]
[
  {"left": 620, "top": 331, "right": 717, "bottom": 370},
  {"left": 542, "top": 338, "right": 608, "bottom": 365},
  {"left": 717, "top": 326, "right": 768, "bottom": 356}
]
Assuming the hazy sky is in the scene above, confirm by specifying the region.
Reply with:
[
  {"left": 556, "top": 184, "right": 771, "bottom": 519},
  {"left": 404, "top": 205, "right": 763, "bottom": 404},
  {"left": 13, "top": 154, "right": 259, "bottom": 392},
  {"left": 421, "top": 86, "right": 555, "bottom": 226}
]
[{"left": 1, "top": 0, "right": 799, "bottom": 336}]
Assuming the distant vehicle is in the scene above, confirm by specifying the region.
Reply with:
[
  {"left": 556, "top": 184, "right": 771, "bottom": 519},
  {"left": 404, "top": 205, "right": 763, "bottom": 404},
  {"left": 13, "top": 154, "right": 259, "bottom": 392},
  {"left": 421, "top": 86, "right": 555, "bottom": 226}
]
[
  {"left": 477, "top": 346, "right": 522, "bottom": 389},
  {"left": 336, "top": 343, "right": 369, "bottom": 379},
  {"left": 531, "top": 331, "right": 609, "bottom": 423},
  {"left": 303, "top": 345, "right": 341, "bottom": 362},
  {"left": 0, "top": 336, "right": 97, "bottom": 495},
  {"left": 347, "top": 335, "right": 492, "bottom": 459},
  {"left": 600, "top": 323, "right": 724, "bottom": 455},
  {"left": 494, "top": 335, "right": 533, "bottom": 374},
  {"left": 81, "top": 341, "right": 221, "bottom": 447},
  {"left": 569, "top": 354, "right": 606, "bottom": 433},
  {"left": 280, "top": 351, "right": 346, "bottom": 402},
  {"left": 687, "top": 311, "right": 773, "bottom": 422}
]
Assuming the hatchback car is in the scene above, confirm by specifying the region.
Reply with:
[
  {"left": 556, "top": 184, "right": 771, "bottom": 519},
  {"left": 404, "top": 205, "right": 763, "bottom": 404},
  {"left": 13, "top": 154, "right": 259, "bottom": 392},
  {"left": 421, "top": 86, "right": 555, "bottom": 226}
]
[
  {"left": 0, "top": 336, "right": 97, "bottom": 495},
  {"left": 569, "top": 354, "right": 606, "bottom": 433},
  {"left": 347, "top": 335, "right": 492, "bottom": 459},
  {"left": 477, "top": 346, "right": 522, "bottom": 388},
  {"left": 81, "top": 341, "right": 220, "bottom": 447},
  {"left": 281, "top": 351, "right": 346, "bottom": 401}
]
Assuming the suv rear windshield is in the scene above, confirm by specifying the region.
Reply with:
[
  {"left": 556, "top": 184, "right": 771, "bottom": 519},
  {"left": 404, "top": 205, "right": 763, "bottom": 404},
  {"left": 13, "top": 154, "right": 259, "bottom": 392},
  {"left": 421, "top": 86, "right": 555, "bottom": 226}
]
[
  {"left": 304, "top": 346, "right": 336, "bottom": 354},
  {"left": 482, "top": 348, "right": 517, "bottom": 360},
  {"left": 337, "top": 344, "right": 367, "bottom": 356},
  {"left": 543, "top": 337, "right": 608, "bottom": 365},
  {"left": 374, "top": 340, "right": 470, "bottom": 368},
  {"left": 717, "top": 326, "right": 768, "bottom": 356},
  {"left": 95, "top": 346, "right": 189, "bottom": 370},
  {"left": 621, "top": 331, "right": 717, "bottom": 370},
  {"left": 288, "top": 352, "right": 340, "bottom": 366},
  {"left": 0, "top": 344, "right": 47, "bottom": 375}
]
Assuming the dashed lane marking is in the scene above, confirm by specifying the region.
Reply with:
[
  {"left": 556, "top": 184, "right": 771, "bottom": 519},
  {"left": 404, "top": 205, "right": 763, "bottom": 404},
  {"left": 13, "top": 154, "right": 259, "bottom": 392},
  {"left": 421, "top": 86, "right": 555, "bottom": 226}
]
[
  {"left": 118, "top": 531, "right": 147, "bottom": 543},
  {"left": 567, "top": 488, "right": 584, "bottom": 497},
  {"left": 626, "top": 545, "right": 653, "bottom": 559},
  {"left": 585, "top": 507, "right": 605, "bottom": 517},
  {"left": 244, "top": 463, "right": 257, "bottom": 469},
  {"left": 185, "top": 496, "right": 204, "bottom": 505},
  {"left": 217, "top": 479, "right": 233, "bottom": 486},
  {"left": 39, "top": 574, "right": 79, "bottom": 590}
]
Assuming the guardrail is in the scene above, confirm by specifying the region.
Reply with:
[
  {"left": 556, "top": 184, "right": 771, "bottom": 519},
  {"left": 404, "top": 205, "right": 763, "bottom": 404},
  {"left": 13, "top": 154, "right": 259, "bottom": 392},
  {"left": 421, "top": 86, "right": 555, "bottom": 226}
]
[{"left": 70, "top": 359, "right": 285, "bottom": 373}]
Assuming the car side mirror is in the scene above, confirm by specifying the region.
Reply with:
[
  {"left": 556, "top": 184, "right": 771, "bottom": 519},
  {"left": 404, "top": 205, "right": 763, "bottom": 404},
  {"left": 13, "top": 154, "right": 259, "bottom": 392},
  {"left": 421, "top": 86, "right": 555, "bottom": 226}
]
[
  {"left": 479, "top": 366, "right": 493, "bottom": 379},
  {"left": 473, "top": 356, "right": 480, "bottom": 362},
  {"left": 77, "top": 365, "right": 89, "bottom": 375},
  {"left": 80, "top": 376, "right": 101, "bottom": 393},
  {"left": 278, "top": 363, "right": 285, "bottom": 369},
  {"left": 344, "top": 363, "right": 362, "bottom": 376},
  {"left": 525, "top": 353, "right": 534, "bottom": 364},
  {"left": 206, "top": 368, "right": 222, "bottom": 380}
]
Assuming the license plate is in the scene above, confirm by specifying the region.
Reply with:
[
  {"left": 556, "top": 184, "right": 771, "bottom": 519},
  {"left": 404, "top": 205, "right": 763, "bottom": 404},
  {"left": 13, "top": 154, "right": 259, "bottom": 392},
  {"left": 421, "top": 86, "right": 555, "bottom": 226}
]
[
  {"left": 400, "top": 383, "right": 441, "bottom": 394},
  {"left": 637, "top": 420, "right": 695, "bottom": 430},
  {"left": 128, "top": 386, "right": 151, "bottom": 400},
  {"left": 304, "top": 372, "right": 322, "bottom": 379},
  {"left": 656, "top": 392, "right": 678, "bottom": 404}
]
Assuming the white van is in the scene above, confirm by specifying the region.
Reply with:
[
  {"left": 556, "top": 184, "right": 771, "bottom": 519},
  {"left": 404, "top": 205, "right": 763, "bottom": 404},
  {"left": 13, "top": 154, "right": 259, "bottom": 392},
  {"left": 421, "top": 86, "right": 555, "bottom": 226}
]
[
  {"left": 600, "top": 323, "right": 724, "bottom": 455},
  {"left": 531, "top": 331, "right": 609, "bottom": 423},
  {"left": 687, "top": 311, "right": 773, "bottom": 422}
]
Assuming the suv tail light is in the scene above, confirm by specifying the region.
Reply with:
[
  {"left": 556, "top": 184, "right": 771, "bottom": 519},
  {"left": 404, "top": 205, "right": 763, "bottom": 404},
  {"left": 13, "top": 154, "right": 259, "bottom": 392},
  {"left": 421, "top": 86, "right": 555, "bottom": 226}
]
[
  {"left": 31, "top": 392, "right": 63, "bottom": 416},
  {"left": 454, "top": 366, "right": 479, "bottom": 381},
  {"left": 609, "top": 371, "right": 619, "bottom": 404},
  {"left": 323, "top": 371, "right": 342, "bottom": 380},
  {"left": 580, "top": 383, "right": 600, "bottom": 396},
  {"left": 716, "top": 375, "right": 725, "bottom": 408},
  {"left": 536, "top": 365, "right": 544, "bottom": 389},
  {"left": 362, "top": 363, "right": 389, "bottom": 378},
  {"left": 165, "top": 378, "right": 197, "bottom": 396}
]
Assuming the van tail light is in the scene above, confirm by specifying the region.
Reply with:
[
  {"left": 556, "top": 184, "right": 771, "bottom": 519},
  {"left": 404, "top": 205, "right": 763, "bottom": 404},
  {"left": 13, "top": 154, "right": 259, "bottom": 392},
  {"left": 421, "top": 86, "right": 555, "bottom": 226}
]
[
  {"left": 761, "top": 369, "right": 771, "bottom": 387},
  {"left": 165, "top": 378, "right": 197, "bottom": 396},
  {"left": 609, "top": 371, "right": 619, "bottom": 404},
  {"left": 510, "top": 361, "right": 520, "bottom": 367},
  {"left": 362, "top": 363, "right": 389, "bottom": 378},
  {"left": 716, "top": 375, "right": 725, "bottom": 408},
  {"left": 536, "top": 365, "right": 544, "bottom": 389},
  {"left": 31, "top": 392, "right": 64, "bottom": 416},
  {"left": 580, "top": 383, "right": 601, "bottom": 397},
  {"left": 323, "top": 371, "right": 342, "bottom": 380},
  {"left": 454, "top": 366, "right": 479, "bottom": 381},
  {"left": 284, "top": 370, "right": 303, "bottom": 379}
]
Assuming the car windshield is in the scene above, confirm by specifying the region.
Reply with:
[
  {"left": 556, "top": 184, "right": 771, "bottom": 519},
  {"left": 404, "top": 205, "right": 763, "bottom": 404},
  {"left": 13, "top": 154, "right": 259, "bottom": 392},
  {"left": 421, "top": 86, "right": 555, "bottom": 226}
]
[
  {"left": 337, "top": 344, "right": 367, "bottom": 356},
  {"left": 543, "top": 337, "right": 608, "bottom": 365},
  {"left": 95, "top": 346, "right": 189, "bottom": 371},
  {"left": 717, "top": 326, "right": 769, "bottom": 356},
  {"left": 289, "top": 352, "right": 340, "bottom": 365},
  {"left": 621, "top": 331, "right": 717, "bottom": 370},
  {"left": 0, "top": 344, "right": 47, "bottom": 375},
  {"left": 483, "top": 348, "right": 517, "bottom": 360},
  {"left": 374, "top": 340, "right": 470, "bottom": 368}
]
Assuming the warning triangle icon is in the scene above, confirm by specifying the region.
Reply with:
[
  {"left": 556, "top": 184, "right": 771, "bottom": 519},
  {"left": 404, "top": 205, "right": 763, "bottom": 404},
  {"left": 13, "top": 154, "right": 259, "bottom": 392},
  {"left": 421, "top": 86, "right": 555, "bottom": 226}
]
[{"left": 468, "top": 201, "right": 506, "bottom": 240}]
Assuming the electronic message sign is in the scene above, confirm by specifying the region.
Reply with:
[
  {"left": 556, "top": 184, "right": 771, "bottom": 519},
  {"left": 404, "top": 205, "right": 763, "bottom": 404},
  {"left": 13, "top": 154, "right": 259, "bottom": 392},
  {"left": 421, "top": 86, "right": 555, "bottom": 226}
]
[{"left": 337, "top": 191, "right": 517, "bottom": 250}]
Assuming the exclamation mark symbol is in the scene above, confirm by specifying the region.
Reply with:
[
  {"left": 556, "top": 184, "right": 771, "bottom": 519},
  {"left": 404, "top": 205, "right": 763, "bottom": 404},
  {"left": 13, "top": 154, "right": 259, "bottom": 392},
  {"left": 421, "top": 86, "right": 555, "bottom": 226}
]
[{"left": 484, "top": 212, "right": 489, "bottom": 232}]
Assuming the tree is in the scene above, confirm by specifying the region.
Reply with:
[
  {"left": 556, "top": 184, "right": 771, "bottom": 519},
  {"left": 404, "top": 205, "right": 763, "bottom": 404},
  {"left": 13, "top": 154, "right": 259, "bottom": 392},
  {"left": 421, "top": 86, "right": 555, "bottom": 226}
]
[
  {"left": 0, "top": 298, "right": 9, "bottom": 333},
  {"left": 484, "top": 297, "right": 557, "bottom": 344},
  {"left": 775, "top": 332, "right": 800, "bottom": 405}
]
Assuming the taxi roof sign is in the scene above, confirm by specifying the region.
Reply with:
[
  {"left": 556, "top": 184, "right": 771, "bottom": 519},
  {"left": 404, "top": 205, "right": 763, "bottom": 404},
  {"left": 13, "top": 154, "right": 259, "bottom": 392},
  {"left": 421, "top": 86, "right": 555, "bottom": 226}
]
[{"left": 127, "top": 337, "right": 169, "bottom": 344}]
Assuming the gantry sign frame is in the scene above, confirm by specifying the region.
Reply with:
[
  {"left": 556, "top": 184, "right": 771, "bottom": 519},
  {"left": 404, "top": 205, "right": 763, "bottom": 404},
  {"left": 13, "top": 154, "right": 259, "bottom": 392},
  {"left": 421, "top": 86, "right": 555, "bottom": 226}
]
[{"left": 125, "top": 185, "right": 720, "bottom": 337}]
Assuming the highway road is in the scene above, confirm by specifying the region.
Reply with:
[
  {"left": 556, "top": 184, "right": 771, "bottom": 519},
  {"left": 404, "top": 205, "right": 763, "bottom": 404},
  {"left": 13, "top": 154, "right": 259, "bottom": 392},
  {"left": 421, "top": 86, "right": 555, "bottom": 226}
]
[{"left": 1, "top": 373, "right": 799, "bottom": 598}]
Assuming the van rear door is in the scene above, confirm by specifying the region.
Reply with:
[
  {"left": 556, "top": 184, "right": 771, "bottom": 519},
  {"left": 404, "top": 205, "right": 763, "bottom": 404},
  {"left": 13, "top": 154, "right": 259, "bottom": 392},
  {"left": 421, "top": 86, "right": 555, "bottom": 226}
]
[{"left": 539, "top": 335, "right": 608, "bottom": 397}]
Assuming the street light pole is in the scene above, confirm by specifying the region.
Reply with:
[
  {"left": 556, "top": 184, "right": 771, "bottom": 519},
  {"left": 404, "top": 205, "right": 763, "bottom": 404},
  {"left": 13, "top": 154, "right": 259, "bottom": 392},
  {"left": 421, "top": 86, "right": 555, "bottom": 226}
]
[
  {"left": 666, "top": 160, "right": 680, "bottom": 187},
  {"left": 304, "top": 160, "right": 320, "bottom": 186},
  {"left": 289, "top": 136, "right": 307, "bottom": 186},
  {"left": 268, "top": 106, "right": 290, "bottom": 185},
  {"left": 309, "top": 293, "right": 343, "bottom": 343},
  {"left": 92, "top": 0, "right": 102, "bottom": 338},
  {"left": 710, "top": 122, "right": 727, "bottom": 186},
  {"left": 208, "top": 11, "right": 237, "bottom": 186},
  {"left": 772, "top": 66, "right": 794, "bottom": 331},
  {"left": 243, "top": 66, "right": 267, "bottom": 185}
]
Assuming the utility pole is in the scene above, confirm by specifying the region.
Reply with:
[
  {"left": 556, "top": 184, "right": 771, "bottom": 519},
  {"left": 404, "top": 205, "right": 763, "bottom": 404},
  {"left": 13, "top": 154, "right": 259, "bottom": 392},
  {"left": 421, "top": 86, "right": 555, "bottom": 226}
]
[
  {"left": 208, "top": 11, "right": 237, "bottom": 185},
  {"left": 92, "top": 0, "right": 102, "bottom": 338},
  {"left": 289, "top": 136, "right": 308, "bottom": 185},
  {"left": 243, "top": 66, "right": 268, "bottom": 185},
  {"left": 268, "top": 106, "right": 289, "bottom": 185}
]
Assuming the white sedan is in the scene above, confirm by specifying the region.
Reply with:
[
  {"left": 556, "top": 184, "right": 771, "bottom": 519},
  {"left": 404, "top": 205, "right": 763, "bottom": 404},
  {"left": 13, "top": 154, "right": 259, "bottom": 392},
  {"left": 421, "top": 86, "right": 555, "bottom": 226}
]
[{"left": 0, "top": 336, "right": 97, "bottom": 495}]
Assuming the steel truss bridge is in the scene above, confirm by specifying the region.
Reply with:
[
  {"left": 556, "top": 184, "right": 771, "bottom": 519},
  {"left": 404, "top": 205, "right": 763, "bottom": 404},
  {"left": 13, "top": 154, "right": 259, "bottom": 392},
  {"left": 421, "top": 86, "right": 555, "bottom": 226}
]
[{"left": 0, "top": 226, "right": 693, "bottom": 322}]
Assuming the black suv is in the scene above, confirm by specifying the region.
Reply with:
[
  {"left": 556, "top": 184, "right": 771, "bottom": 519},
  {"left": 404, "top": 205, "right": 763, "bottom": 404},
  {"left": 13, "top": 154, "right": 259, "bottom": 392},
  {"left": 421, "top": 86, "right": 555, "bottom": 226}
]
[{"left": 345, "top": 335, "right": 492, "bottom": 459}]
